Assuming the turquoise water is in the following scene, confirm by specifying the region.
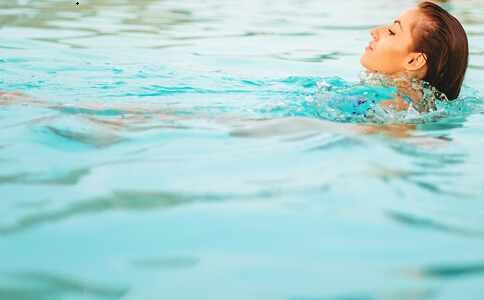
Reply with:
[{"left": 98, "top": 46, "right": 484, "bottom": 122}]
[{"left": 1, "top": 0, "right": 484, "bottom": 299}]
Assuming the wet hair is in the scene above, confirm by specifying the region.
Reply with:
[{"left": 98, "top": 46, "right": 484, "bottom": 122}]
[{"left": 411, "top": 1, "right": 468, "bottom": 100}]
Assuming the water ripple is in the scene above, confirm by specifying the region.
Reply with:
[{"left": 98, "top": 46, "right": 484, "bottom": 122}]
[
  {"left": 0, "top": 271, "right": 128, "bottom": 300},
  {"left": 291, "top": 289, "right": 436, "bottom": 300},
  {"left": 0, "top": 190, "right": 198, "bottom": 235},
  {"left": 386, "top": 211, "right": 484, "bottom": 237},
  {"left": 406, "top": 263, "right": 484, "bottom": 278}
]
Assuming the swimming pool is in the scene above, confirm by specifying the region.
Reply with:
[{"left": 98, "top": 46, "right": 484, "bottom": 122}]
[{"left": 1, "top": 0, "right": 484, "bottom": 299}]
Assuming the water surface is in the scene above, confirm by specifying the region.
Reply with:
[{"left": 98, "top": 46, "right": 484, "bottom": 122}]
[{"left": 1, "top": 0, "right": 484, "bottom": 299}]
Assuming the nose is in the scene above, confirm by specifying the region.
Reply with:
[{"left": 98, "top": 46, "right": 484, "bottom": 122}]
[
  {"left": 370, "top": 27, "right": 377, "bottom": 40},
  {"left": 370, "top": 26, "right": 383, "bottom": 40}
]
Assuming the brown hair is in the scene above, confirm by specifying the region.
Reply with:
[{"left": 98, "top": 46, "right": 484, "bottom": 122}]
[{"left": 411, "top": 1, "right": 468, "bottom": 100}]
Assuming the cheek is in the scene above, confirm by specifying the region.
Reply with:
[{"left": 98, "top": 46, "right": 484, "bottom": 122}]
[
  {"left": 380, "top": 41, "right": 409, "bottom": 60},
  {"left": 375, "top": 43, "right": 407, "bottom": 68},
  {"left": 376, "top": 42, "right": 395, "bottom": 58}
]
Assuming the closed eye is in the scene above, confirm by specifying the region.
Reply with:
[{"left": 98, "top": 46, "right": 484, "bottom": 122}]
[{"left": 388, "top": 29, "right": 395, "bottom": 35}]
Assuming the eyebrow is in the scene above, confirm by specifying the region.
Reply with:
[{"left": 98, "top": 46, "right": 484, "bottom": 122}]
[{"left": 394, "top": 20, "right": 403, "bottom": 33}]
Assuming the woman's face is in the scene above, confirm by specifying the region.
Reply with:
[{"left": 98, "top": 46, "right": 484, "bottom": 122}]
[{"left": 360, "top": 7, "right": 420, "bottom": 74}]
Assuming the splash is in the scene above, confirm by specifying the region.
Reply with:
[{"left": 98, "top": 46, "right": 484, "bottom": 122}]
[{"left": 271, "top": 71, "right": 484, "bottom": 124}]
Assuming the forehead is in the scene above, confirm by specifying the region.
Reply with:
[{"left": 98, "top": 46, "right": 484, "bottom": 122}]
[{"left": 396, "top": 7, "right": 420, "bottom": 28}]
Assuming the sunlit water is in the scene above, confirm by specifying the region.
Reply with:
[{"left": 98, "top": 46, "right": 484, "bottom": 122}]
[{"left": 1, "top": 0, "right": 484, "bottom": 299}]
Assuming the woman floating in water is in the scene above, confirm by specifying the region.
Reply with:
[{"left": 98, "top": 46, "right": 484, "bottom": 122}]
[
  {"left": 359, "top": 1, "right": 468, "bottom": 112},
  {"left": 0, "top": 2, "right": 469, "bottom": 120}
]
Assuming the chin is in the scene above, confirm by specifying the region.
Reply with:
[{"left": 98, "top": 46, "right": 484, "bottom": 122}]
[{"left": 359, "top": 55, "right": 369, "bottom": 69}]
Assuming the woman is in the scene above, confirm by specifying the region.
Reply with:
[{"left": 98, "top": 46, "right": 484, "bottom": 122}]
[
  {"left": 360, "top": 1, "right": 468, "bottom": 112},
  {"left": 1, "top": 2, "right": 469, "bottom": 117}
]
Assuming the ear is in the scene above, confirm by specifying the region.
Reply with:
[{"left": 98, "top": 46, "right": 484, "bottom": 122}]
[{"left": 405, "top": 52, "right": 427, "bottom": 71}]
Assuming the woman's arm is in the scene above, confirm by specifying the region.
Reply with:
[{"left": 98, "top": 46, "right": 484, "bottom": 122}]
[
  {"left": 0, "top": 91, "right": 445, "bottom": 143},
  {"left": 0, "top": 91, "right": 49, "bottom": 106}
]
